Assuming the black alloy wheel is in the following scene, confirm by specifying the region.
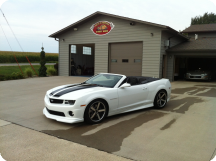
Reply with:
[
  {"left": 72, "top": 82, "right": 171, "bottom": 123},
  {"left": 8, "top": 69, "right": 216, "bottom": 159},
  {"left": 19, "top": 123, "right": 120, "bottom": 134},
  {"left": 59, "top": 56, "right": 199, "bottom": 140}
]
[
  {"left": 84, "top": 99, "right": 108, "bottom": 124},
  {"left": 154, "top": 90, "right": 167, "bottom": 109}
]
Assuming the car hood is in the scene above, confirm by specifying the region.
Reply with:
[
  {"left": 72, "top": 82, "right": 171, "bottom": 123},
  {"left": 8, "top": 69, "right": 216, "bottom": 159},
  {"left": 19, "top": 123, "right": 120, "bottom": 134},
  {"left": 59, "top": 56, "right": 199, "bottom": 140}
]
[
  {"left": 188, "top": 70, "right": 209, "bottom": 75},
  {"left": 47, "top": 84, "right": 107, "bottom": 99}
]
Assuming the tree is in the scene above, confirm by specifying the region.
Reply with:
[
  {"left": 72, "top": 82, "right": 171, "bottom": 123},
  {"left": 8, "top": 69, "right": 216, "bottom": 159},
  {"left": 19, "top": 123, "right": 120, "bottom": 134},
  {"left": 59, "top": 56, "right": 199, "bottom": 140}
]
[
  {"left": 39, "top": 47, "right": 47, "bottom": 77},
  {"left": 191, "top": 12, "right": 216, "bottom": 25}
]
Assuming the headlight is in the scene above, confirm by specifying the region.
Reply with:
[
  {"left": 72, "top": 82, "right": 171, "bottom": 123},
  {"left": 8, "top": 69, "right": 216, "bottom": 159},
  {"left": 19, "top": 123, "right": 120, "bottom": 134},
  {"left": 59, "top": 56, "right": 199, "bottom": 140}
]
[
  {"left": 64, "top": 100, "right": 75, "bottom": 105},
  {"left": 201, "top": 74, "right": 207, "bottom": 76}
]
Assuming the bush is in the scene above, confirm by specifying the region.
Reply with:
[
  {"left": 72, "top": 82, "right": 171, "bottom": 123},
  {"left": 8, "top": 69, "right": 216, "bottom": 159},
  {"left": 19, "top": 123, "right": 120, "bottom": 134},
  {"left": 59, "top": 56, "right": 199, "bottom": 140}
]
[
  {"left": 11, "top": 72, "right": 18, "bottom": 79},
  {"left": 0, "top": 75, "right": 5, "bottom": 81},
  {"left": 5, "top": 75, "right": 12, "bottom": 80},
  {"left": 17, "top": 72, "right": 24, "bottom": 79},
  {"left": 47, "top": 67, "right": 57, "bottom": 76},
  {"left": 24, "top": 68, "right": 33, "bottom": 77},
  {"left": 11, "top": 72, "right": 24, "bottom": 79}
]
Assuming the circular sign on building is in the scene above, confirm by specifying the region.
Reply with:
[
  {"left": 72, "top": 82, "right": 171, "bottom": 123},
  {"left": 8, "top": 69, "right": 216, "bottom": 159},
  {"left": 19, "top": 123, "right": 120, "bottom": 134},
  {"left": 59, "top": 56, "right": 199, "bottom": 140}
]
[{"left": 90, "top": 21, "right": 115, "bottom": 36}]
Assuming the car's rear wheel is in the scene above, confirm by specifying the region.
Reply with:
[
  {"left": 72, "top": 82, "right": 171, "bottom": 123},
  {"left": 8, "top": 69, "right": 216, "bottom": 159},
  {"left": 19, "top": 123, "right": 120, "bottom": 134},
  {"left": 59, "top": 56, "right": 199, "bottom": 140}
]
[
  {"left": 154, "top": 90, "right": 167, "bottom": 109},
  {"left": 84, "top": 99, "right": 108, "bottom": 124}
]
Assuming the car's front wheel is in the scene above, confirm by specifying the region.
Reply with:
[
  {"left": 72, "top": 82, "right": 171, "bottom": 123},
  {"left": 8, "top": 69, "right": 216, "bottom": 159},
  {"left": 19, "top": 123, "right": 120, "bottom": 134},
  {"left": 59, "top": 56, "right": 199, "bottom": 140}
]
[
  {"left": 154, "top": 90, "right": 167, "bottom": 109},
  {"left": 84, "top": 99, "right": 108, "bottom": 124}
]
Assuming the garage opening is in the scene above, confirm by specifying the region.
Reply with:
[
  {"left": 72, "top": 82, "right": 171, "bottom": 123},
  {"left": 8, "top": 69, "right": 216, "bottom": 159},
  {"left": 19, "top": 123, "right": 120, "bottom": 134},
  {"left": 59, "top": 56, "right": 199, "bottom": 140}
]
[
  {"left": 69, "top": 44, "right": 95, "bottom": 76},
  {"left": 109, "top": 42, "right": 143, "bottom": 76},
  {"left": 174, "top": 56, "right": 216, "bottom": 81}
]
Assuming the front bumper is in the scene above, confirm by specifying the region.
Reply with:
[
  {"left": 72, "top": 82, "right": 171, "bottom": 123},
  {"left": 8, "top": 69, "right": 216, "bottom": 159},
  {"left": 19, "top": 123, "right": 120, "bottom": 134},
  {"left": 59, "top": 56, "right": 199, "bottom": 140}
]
[
  {"left": 185, "top": 75, "right": 209, "bottom": 80},
  {"left": 43, "top": 95, "right": 85, "bottom": 123},
  {"left": 43, "top": 108, "right": 83, "bottom": 123}
]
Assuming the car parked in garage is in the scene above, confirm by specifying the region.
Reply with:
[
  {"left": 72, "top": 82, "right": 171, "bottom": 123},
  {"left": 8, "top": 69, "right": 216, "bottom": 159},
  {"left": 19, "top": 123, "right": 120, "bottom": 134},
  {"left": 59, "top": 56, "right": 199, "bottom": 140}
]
[{"left": 185, "top": 68, "right": 213, "bottom": 81}]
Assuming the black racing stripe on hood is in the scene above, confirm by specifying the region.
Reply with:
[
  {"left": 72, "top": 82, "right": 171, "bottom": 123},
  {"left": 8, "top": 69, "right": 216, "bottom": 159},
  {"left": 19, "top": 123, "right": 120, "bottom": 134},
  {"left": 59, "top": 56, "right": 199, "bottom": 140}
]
[
  {"left": 53, "top": 85, "right": 97, "bottom": 97},
  {"left": 50, "top": 84, "right": 80, "bottom": 96}
]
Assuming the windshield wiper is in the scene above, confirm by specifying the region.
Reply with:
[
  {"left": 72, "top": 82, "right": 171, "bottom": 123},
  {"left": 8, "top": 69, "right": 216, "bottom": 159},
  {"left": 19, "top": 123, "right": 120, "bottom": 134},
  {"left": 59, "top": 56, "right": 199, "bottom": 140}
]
[{"left": 95, "top": 84, "right": 103, "bottom": 87}]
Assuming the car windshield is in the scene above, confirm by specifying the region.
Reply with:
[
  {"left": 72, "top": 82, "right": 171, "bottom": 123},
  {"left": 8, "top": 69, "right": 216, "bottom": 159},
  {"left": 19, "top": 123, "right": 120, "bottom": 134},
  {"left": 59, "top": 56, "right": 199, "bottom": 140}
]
[{"left": 84, "top": 74, "right": 122, "bottom": 88}]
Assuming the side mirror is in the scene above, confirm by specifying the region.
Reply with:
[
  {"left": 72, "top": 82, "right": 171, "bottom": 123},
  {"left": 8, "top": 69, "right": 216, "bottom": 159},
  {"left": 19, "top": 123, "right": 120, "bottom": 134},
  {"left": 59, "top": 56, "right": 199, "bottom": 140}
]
[{"left": 119, "top": 83, "right": 131, "bottom": 88}]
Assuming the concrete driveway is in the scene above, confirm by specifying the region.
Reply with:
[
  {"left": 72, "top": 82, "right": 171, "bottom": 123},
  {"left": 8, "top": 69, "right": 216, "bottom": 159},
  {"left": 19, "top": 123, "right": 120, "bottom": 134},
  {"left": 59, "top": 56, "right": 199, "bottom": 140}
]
[{"left": 0, "top": 77, "right": 216, "bottom": 161}]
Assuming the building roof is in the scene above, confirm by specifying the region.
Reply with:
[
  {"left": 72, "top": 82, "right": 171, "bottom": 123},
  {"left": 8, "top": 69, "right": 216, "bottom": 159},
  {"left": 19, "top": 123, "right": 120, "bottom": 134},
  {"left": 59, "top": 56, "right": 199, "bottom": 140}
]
[
  {"left": 49, "top": 11, "right": 188, "bottom": 39},
  {"left": 182, "top": 24, "right": 216, "bottom": 33},
  {"left": 167, "top": 37, "right": 216, "bottom": 52}
]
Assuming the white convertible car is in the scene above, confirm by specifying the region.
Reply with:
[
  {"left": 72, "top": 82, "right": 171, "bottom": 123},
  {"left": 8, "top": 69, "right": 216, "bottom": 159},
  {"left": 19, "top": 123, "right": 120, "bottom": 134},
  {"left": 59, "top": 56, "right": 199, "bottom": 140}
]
[{"left": 43, "top": 73, "right": 171, "bottom": 124}]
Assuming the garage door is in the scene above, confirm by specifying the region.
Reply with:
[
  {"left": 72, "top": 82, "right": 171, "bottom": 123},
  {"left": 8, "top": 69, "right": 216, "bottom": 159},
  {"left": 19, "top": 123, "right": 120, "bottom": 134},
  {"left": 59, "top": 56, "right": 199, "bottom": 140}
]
[{"left": 109, "top": 42, "right": 143, "bottom": 76}]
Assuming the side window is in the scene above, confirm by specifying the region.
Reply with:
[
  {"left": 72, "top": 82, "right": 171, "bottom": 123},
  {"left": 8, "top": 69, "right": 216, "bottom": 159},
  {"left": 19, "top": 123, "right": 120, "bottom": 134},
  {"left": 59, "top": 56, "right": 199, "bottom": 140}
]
[
  {"left": 83, "top": 46, "right": 91, "bottom": 55},
  {"left": 71, "top": 45, "right": 76, "bottom": 54}
]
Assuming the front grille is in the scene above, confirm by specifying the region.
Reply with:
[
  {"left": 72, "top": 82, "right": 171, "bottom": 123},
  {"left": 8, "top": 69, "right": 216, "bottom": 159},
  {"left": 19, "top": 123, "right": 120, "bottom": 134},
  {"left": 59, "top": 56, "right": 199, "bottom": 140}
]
[
  {"left": 190, "top": 76, "right": 201, "bottom": 78},
  {"left": 46, "top": 107, "right": 65, "bottom": 117},
  {"left": 49, "top": 98, "right": 63, "bottom": 104}
]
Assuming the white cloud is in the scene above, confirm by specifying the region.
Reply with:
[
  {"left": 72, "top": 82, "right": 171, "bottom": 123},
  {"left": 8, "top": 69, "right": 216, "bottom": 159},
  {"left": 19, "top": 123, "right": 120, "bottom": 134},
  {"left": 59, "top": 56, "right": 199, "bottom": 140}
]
[{"left": 210, "top": 0, "right": 216, "bottom": 6}]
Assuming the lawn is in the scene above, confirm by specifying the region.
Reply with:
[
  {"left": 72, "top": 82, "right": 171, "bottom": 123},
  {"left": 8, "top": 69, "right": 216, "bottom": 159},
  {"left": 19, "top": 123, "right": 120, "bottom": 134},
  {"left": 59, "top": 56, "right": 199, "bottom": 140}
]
[{"left": 0, "top": 65, "right": 53, "bottom": 76}]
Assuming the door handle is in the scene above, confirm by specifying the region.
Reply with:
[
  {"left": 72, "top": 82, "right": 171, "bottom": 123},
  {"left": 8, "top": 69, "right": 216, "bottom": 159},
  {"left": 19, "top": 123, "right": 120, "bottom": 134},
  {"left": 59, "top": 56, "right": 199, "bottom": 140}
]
[{"left": 143, "top": 87, "right": 147, "bottom": 90}]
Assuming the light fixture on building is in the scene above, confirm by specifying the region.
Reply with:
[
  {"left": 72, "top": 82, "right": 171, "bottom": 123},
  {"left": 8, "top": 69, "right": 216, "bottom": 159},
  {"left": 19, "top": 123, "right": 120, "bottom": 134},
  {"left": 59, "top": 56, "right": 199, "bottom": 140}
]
[
  {"left": 74, "top": 28, "right": 78, "bottom": 31},
  {"left": 62, "top": 39, "right": 65, "bottom": 42},
  {"left": 130, "top": 22, "right": 135, "bottom": 26},
  {"left": 151, "top": 33, "right": 154, "bottom": 36}
]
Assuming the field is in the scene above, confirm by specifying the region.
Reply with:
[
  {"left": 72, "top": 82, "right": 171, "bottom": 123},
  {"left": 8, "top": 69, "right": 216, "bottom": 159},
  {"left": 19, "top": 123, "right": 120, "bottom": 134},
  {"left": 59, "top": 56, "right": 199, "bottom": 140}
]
[
  {"left": 0, "top": 65, "right": 53, "bottom": 76},
  {"left": 0, "top": 51, "right": 58, "bottom": 63}
]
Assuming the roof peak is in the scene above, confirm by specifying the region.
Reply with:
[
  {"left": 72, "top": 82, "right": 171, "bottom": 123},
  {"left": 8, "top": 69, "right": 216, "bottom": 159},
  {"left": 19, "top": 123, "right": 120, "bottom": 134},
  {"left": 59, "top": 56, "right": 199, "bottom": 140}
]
[{"left": 49, "top": 11, "right": 187, "bottom": 39}]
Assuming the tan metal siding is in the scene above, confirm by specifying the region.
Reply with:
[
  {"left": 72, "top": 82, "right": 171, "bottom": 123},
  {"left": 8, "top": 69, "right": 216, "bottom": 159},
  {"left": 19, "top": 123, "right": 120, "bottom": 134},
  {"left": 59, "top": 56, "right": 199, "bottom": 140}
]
[
  {"left": 58, "top": 15, "right": 162, "bottom": 77},
  {"left": 160, "top": 31, "right": 185, "bottom": 80}
]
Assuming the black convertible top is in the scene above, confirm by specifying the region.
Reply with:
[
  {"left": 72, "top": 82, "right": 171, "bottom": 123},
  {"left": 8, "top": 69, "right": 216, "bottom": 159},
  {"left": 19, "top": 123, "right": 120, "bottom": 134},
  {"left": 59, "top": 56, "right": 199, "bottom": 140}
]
[{"left": 125, "top": 76, "right": 161, "bottom": 86}]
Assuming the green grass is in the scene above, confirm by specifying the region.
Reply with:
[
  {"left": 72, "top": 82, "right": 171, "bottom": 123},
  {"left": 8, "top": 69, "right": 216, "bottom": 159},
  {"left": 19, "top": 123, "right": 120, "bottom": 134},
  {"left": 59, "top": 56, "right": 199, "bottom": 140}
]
[
  {"left": 0, "top": 51, "right": 58, "bottom": 63},
  {"left": 0, "top": 65, "right": 53, "bottom": 76}
]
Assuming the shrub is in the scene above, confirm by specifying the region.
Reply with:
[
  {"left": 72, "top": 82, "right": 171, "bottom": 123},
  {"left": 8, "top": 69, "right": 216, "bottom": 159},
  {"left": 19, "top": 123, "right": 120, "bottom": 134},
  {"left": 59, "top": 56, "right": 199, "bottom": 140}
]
[
  {"left": 11, "top": 72, "right": 18, "bottom": 79},
  {"left": 39, "top": 48, "right": 47, "bottom": 77},
  {"left": 5, "top": 75, "right": 12, "bottom": 80},
  {"left": 47, "top": 67, "right": 57, "bottom": 76},
  {"left": 25, "top": 68, "right": 33, "bottom": 77},
  {"left": 17, "top": 72, "right": 24, "bottom": 79},
  {"left": 0, "top": 75, "right": 5, "bottom": 81}
]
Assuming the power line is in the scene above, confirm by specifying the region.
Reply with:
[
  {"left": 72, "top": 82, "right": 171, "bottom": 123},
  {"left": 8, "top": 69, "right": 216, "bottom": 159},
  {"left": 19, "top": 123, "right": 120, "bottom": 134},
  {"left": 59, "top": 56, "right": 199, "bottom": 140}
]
[
  {"left": 0, "top": 23, "right": 24, "bottom": 75},
  {"left": 0, "top": 8, "right": 25, "bottom": 52},
  {"left": 0, "top": 23, "right": 13, "bottom": 52}
]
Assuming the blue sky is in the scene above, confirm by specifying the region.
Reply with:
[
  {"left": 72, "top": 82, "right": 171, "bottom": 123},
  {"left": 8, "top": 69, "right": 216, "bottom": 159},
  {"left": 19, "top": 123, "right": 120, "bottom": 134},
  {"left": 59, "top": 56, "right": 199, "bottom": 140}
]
[{"left": 0, "top": 0, "right": 216, "bottom": 53}]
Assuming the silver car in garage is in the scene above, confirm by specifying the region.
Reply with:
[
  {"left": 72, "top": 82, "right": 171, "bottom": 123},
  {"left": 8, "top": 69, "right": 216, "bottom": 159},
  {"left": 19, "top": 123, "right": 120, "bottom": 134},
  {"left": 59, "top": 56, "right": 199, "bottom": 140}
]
[{"left": 185, "top": 68, "right": 213, "bottom": 81}]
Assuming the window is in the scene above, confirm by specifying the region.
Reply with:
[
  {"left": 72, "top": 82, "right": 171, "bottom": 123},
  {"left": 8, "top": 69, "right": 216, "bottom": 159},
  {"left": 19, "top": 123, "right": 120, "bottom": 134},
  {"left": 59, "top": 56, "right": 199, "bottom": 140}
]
[
  {"left": 111, "top": 59, "right": 117, "bottom": 63},
  {"left": 122, "top": 59, "right": 129, "bottom": 63},
  {"left": 85, "top": 74, "right": 122, "bottom": 88},
  {"left": 83, "top": 46, "right": 91, "bottom": 55},
  {"left": 71, "top": 45, "right": 76, "bottom": 54},
  {"left": 134, "top": 59, "right": 141, "bottom": 63}
]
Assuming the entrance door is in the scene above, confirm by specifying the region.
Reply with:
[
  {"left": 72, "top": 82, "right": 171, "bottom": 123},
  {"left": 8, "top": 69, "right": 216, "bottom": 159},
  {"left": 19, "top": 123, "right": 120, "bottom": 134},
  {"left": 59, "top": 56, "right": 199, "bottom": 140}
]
[{"left": 109, "top": 42, "right": 143, "bottom": 76}]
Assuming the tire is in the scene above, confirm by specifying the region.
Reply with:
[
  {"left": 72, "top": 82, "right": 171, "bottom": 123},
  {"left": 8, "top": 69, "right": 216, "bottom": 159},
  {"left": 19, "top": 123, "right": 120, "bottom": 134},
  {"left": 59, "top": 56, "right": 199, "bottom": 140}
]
[
  {"left": 154, "top": 90, "right": 167, "bottom": 109},
  {"left": 84, "top": 99, "right": 108, "bottom": 124}
]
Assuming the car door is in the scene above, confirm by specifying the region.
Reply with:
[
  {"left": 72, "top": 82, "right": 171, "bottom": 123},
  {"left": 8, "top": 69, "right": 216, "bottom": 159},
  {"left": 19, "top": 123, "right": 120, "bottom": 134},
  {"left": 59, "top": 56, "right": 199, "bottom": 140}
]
[{"left": 117, "top": 83, "right": 149, "bottom": 112}]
